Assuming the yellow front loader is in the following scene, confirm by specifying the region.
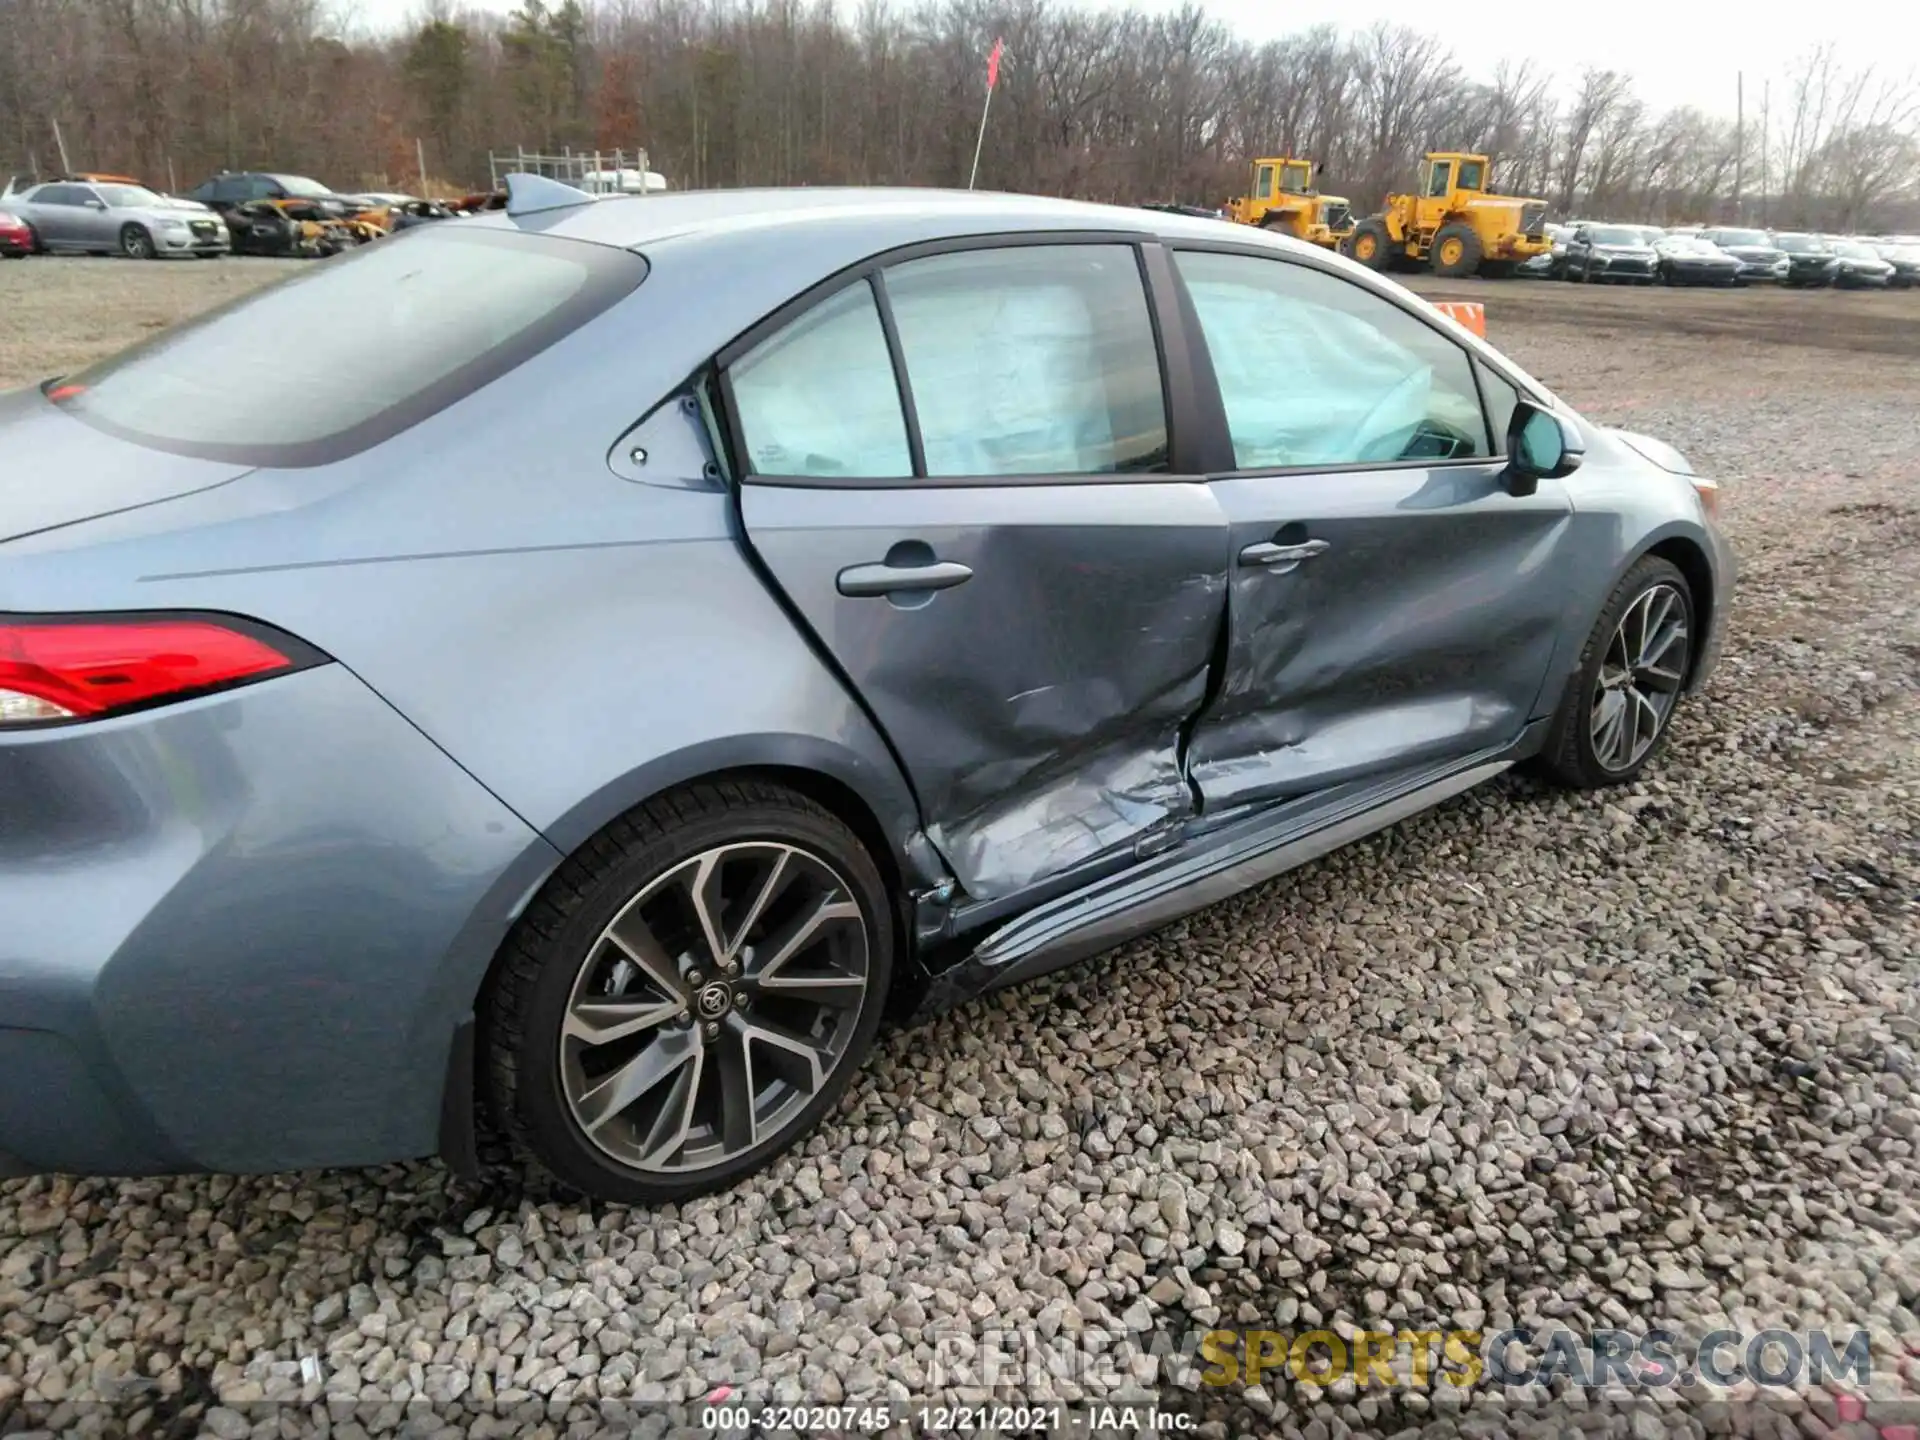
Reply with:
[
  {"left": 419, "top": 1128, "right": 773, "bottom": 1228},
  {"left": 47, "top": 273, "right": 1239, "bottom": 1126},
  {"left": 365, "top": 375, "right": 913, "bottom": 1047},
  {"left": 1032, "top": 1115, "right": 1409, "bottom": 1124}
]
[
  {"left": 1347, "top": 152, "right": 1551, "bottom": 278},
  {"left": 1227, "top": 157, "right": 1355, "bottom": 250}
]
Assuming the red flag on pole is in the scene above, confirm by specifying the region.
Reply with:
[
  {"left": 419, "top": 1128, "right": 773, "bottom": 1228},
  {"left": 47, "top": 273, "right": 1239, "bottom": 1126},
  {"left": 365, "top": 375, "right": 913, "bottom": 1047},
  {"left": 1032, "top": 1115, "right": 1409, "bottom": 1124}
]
[{"left": 987, "top": 37, "right": 1004, "bottom": 91}]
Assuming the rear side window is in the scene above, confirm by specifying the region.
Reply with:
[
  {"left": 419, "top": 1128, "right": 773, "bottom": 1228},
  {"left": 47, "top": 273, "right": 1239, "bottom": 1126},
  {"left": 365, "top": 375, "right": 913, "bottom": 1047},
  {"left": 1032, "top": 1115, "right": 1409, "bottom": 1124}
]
[
  {"left": 1175, "top": 249, "right": 1491, "bottom": 470},
  {"left": 729, "top": 280, "right": 911, "bottom": 479},
  {"left": 49, "top": 225, "right": 645, "bottom": 467},
  {"left": 884, "top": 245, "right": 1168, "bottom": 477}
]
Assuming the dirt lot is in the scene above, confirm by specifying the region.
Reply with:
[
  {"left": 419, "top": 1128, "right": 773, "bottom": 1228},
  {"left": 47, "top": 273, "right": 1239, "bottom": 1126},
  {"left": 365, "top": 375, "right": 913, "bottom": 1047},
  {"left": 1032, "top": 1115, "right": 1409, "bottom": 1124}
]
[{"left": 3, "top": 253, "right": 1919, "bottom": 1437}]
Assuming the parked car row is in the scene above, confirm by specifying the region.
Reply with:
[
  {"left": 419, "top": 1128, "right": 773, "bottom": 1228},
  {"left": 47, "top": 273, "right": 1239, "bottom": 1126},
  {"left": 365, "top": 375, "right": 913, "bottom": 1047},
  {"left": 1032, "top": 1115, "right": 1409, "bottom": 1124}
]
[
  {"left": 1524, "top": 220, "right": 1920, "bottom": 290},
  {"left": 0, "top": 169, "right": 462, "bottom": 261}
]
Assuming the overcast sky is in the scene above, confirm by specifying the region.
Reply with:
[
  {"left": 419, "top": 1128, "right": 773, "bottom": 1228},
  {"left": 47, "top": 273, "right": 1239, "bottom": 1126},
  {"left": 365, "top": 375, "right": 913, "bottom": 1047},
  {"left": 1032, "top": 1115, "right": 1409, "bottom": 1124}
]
[{"left": 337, "top": 0, "right": 1905, "bottom": 121}]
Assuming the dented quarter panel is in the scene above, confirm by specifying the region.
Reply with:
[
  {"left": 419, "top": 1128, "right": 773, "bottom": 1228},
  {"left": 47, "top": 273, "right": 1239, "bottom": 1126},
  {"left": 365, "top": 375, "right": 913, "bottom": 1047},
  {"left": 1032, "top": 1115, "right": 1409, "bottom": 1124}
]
[
  {"left": 1188, "top": 461, "right": 1573, "bottom": 812},
  {"left": 738, "top": 480, "right": 1229, "bottom": 901}
]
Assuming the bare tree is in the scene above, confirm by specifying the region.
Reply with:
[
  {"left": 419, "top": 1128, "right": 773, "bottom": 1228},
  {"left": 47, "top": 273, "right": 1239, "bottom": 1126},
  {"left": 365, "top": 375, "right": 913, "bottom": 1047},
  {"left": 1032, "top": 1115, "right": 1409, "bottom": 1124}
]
[{"left": 3, "top": 0, "right": 1914, "bottom": 231}]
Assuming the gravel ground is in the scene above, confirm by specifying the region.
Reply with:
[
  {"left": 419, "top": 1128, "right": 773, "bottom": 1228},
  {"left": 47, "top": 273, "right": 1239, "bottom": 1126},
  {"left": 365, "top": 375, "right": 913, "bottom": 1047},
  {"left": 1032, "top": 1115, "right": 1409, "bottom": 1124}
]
[{"left": 3, "top": 255, "right": 1919, "bottom": 1439}]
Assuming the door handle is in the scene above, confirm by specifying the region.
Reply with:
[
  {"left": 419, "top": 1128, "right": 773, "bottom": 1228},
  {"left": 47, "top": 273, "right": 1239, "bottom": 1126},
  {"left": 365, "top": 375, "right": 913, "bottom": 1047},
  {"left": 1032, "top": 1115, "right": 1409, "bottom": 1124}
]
[
  {"left": 836, "top": 559, "right": 974, "bottom": 597},
  {"left": 1239, "top": 538, "right": 1330, "bottom": 568}
]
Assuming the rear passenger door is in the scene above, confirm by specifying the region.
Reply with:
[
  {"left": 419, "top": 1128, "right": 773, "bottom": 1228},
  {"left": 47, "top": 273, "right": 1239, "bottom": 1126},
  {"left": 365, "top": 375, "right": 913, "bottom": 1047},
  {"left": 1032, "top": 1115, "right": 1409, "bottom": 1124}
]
[
  {"left": 26, "top": 185, "right": 83, "bottom": 245},
  {"left": 1169, "top": 246, "right": 1573, "bottom": 814},
  {"left": 725, "top": 237, "right": 1230, "bottom": 904}
]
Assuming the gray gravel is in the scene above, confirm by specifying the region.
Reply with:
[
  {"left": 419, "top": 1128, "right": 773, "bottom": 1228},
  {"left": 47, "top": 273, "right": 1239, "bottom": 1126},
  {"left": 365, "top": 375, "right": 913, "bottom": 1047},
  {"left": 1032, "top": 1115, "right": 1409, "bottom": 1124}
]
[{"left": 3, "top": 263, "right": 1919, "bottom": 1438}]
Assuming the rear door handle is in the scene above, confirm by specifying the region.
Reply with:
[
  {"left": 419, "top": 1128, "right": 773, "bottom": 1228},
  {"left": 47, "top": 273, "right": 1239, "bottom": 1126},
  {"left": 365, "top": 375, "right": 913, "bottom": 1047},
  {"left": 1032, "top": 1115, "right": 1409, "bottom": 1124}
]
[
  {"left": 836, "top": 559, "right": 974, "bottom": 597},
  {"left": 1239, "top": 539, "right": 1330, "bottom": 567}
]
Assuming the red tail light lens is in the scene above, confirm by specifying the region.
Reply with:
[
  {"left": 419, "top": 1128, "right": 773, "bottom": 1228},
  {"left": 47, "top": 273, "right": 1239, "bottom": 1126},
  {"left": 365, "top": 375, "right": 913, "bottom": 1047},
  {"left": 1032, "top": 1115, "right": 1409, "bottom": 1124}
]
[{"left": 0, "top": 615, "right": 316, "bottom": 727}]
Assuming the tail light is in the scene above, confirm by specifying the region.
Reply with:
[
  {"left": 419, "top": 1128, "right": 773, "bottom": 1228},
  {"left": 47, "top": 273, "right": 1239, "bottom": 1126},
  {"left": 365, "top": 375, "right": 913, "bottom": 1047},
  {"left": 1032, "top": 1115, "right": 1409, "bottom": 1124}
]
[{"left": 0, "top": 614, "right": 324, "bottom": 728}]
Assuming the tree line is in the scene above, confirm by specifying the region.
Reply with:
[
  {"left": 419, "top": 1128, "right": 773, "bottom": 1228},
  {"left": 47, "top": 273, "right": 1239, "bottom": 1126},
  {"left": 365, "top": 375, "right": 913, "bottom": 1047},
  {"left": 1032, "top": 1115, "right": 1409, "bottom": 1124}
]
[{"left": 2, "top": 0, "right": 1915, "bottom": 231}]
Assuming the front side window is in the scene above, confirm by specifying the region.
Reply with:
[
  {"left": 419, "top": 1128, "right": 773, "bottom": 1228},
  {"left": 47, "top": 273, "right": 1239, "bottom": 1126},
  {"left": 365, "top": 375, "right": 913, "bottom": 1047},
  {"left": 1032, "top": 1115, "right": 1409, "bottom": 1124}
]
[
  {"left": 1457, "top": 161, "right": 1485, "bottom": 191},
  {"left": 884, "top": 245, "right": 1168, "bottom": 477},
  {"left": 1175, "top": 250, "right": 1492, "bottom": 470},
  {"left": 38, "top": 185, "right": 85, "bottom": 207},
  {"left": 1255, "top": 165, "right": 1276, "bottom": 201},
  {"left": 52, "top": 225, "right": 645, "bottom": 467},
  {"left": 729, "top": 280, "right": 911, "bottom": 480},
  {"left": 1427, "top": 163, "right": 1453, "bottom": 198}
]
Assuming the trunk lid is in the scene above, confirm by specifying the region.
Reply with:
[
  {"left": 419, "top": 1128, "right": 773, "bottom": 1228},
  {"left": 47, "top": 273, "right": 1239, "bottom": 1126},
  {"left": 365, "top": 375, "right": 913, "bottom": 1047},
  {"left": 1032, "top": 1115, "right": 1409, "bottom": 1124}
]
[{"left": 0, "top": 385, "right": 253, "bottom": 546}]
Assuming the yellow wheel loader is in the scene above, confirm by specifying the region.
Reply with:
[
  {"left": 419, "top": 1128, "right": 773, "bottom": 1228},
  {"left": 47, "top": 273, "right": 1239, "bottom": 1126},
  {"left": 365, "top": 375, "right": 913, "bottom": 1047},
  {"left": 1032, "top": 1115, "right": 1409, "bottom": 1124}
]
[
  {"left": 1227, "top": 157, "right": 1355, "bottom": 251},
  {"left": 1347, "top": 152, "right": 1551, "bottom": 278}
]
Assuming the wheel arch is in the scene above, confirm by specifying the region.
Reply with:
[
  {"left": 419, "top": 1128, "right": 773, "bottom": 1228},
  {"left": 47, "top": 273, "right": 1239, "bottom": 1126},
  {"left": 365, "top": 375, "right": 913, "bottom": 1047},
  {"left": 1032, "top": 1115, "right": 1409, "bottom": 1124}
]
[
  {"left": 1642, "top": 532, "right": 1717, "bottom": 690},
  {"left": 1529, "top": 520, "right": 1720, "bottom": 726},
  {"left": 440, "top": 744, "right": 933, "bottom": 1180}
]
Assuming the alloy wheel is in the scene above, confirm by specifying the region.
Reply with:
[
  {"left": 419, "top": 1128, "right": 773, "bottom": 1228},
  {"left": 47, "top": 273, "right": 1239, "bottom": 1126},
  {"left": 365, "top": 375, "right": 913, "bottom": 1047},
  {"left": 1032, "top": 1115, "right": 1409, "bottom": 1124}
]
[
  {"left": 558, "top": 841, "right": 871, "bottom": 1176},
  {"left": 1589, "top": 582, "right": 1691, "bottom": 773}
]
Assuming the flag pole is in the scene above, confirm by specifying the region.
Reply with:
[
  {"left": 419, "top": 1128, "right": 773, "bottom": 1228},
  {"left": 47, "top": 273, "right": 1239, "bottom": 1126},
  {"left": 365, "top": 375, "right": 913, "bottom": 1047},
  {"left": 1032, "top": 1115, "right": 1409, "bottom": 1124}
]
[
  {"left": 967, "top": 88, "right": 994, "bottom": 191},
  {"left": 968, "top": 39, "right": 1003, "bottom": 191}
]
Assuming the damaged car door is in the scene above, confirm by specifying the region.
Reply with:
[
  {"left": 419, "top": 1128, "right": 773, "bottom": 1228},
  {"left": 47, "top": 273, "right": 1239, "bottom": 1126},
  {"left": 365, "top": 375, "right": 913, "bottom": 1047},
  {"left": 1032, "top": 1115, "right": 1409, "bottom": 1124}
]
[
  {"left": 728, "top": 239, "right": 1229, "bottom": 903},
  {"left": 1170, "top": 247, "right": 1573, "bottom": 813}
]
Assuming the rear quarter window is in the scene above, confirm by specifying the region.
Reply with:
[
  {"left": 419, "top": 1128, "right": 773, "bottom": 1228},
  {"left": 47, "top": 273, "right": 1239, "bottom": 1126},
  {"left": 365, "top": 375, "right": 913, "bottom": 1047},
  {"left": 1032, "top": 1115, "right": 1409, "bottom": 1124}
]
[{"left": 49, "top": 225, "right": 646, "bottom": 467}]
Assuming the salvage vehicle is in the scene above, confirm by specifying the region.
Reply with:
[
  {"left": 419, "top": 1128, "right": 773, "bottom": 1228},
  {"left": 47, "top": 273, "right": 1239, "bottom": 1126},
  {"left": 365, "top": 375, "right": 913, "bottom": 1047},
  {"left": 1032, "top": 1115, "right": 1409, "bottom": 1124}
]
[
  {"left": 1348, "top": 152, "right": 1551, "bottom": 278},
  {"left": 1870, "top": 240, "right": 1920, "bottom": 288},
  {"left": 1829, "top": 239, "right": 1895, "bottom": 289},
  {"left": 0, "top": 179, "right": 1733, "bottom": 1202},
  {"left": 387, "top": 199, "right": 459, "bottom": 233},
  {"left": 184, "top": 172, "right": 392, "bottom": 250},
  {"left": 1771, "top": 232, "right": 1841, "bottom": 287},
  {"left": 222, "top": 199, "right": 362, "bottom": 257},
  {"left": 1226, "top": 157, "right": 1354, "bottom": 250},
  {"left": 0, "top": 177, "right": 228, "bottom": 259},
  {"left": 1694, "top": 227, "right": 1789, "bottom": 285},
  {"left": 1562, "top": 224, "right": 1659, "bottom": 283},
  {"left": 1654, "top": 234, "right": 1741, "bottom": 287}
]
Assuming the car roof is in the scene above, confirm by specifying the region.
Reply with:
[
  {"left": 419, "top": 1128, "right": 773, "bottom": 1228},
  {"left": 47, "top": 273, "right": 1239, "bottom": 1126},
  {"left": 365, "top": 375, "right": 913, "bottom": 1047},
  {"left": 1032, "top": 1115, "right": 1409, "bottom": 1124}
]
[{"left": 468, "top": 186, "right": 1254, "bottom": 253}]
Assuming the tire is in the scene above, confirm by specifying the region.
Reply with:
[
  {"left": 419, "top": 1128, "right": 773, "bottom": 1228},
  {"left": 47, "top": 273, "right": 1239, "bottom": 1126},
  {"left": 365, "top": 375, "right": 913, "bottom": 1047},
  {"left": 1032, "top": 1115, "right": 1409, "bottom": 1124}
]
[
  {"left": 482, "top": 779, "right": 894, "bottom": 1204},
  {"left": 1537, "top": 556, "right": 1696, "bottom": 790},
  {"left": 1349, "top": 218, "right": 1394, "bottom": 271},
  {"left": 119, "top": 223, "right": 155, "bottom": 260},
  {"left": 1431, "top": 222, "right": 1482, "bottom": 278}
]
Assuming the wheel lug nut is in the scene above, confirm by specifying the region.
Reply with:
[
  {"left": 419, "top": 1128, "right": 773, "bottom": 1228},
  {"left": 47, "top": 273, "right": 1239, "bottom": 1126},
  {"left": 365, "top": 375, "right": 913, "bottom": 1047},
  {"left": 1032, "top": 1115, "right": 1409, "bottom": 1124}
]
[
  {"left": 734, "top": 992, "right": 750, "bottom": 1009},
  {"left": 688, "top": 970, "right": 704, "bottom": 986},
  {"left": 703, "top": 1020, "right": 721, "bottom": 1039}
]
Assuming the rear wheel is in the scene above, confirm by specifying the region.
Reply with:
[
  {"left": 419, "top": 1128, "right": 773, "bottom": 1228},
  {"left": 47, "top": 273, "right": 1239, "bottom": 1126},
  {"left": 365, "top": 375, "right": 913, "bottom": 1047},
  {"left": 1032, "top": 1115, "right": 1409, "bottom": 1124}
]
[
  {"left": 1349, "top": 218, "right": 1394, "bottom": 271},
  {"left": 482, "top": 779, "right": 894, "bottom": 1204},
  {"left": 119, "top": 223, "right": 155, "bottom": 260},
  {"left": 1431, "top": 223, "right": 1482, "bottom": 278},
  {"left": 1538, "top": 556, "right": 1695, "bottom": 789}
]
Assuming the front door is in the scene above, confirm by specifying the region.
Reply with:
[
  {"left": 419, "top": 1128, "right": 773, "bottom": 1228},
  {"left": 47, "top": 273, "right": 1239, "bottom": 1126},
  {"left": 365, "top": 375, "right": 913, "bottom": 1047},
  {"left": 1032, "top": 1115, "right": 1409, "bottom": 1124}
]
[
  {"left": 68, "top": 185, "right": 115, "bottom": 248},
  {"left": 1169, "top": 247, "right": 1572, "bottom": 813},
  {"left": 728, "top": 240, "right": 1229, "bottom": 903}
]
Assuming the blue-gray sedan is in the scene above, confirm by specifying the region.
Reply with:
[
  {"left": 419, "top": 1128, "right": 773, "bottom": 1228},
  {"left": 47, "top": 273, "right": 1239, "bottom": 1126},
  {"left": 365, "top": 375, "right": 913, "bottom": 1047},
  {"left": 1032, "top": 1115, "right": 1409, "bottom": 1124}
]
[{"left": 0, "top": 178, "right": 1734, "bottom": 1202}]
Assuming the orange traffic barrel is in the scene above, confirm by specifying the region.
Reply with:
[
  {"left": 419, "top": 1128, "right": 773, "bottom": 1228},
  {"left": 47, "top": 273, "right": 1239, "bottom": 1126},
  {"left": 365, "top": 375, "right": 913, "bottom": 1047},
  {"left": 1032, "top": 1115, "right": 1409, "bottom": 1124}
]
[{"left": 1431, "top": 300, "right": 1486, "bottom": 338}]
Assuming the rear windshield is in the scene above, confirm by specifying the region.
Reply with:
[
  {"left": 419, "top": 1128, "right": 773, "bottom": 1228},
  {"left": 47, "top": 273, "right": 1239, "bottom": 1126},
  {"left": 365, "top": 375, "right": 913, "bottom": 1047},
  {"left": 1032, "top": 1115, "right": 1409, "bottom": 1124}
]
[{"left": 49, "top": 224, "right": 645, "bottom": 467}]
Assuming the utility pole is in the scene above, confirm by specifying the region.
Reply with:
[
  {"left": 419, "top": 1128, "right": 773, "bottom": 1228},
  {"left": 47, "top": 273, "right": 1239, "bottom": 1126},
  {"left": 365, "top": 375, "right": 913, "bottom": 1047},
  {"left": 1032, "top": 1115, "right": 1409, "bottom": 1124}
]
[
  {"left": 1734, "top": 72, "right": 1744, "bottom": 223},
  {"left": 1760, "top": 80, "right": 1770, "bottom": 227}
]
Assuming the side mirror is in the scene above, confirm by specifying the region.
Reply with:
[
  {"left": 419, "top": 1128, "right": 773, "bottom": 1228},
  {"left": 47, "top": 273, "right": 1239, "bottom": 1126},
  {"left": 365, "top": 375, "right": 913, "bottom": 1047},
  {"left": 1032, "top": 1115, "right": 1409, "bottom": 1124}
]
[
  {"left": 86, "top": 198, "right": 107, "bottom": 210},
  {"left": 1503, "top": 400, "right": 1584, "bottom": 497}
]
